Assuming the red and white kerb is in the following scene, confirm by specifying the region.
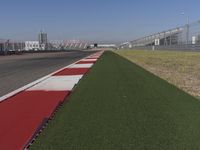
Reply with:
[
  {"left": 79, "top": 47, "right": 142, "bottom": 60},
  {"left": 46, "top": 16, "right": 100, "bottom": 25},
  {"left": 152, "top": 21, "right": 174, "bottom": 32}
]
[{"left": 0, "top": 51, "right": 104, "bottom": 150}]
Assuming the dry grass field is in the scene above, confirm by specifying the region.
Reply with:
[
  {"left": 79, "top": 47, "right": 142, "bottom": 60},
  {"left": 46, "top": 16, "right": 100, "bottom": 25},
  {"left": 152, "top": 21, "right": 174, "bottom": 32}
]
[{"left": 116, "top": 50, "right": 200, "bottom": 99}]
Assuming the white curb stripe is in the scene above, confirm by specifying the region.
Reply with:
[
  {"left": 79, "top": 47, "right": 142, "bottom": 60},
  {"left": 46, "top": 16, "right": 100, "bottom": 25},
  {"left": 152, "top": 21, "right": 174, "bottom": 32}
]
[
  {"left": 27, "top": 75, "right": 83, "bottom": 91},
  {"left": 81, "top": 59, "right": 97, "bottom": 61},
  {"left": 68, "top": 64, "right": 93, "bottom": 68}
]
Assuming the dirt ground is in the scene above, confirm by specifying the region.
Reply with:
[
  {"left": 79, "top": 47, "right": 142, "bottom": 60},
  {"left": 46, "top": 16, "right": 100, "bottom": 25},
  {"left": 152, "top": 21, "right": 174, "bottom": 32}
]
[{"left": 116, "top": 50, "right": 200, "bottom": 99}]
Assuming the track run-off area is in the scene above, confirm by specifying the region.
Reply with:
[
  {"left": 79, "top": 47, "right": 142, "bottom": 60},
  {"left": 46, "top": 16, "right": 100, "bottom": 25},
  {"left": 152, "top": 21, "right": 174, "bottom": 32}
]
[{"left": 31, "top": 51, "right": 200, "bottom": 150}]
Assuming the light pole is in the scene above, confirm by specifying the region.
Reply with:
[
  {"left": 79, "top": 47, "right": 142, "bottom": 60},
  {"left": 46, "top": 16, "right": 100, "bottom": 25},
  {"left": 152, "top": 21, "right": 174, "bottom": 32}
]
[{"left": 181, "top": 12, "right": 190, "bottom": 44}]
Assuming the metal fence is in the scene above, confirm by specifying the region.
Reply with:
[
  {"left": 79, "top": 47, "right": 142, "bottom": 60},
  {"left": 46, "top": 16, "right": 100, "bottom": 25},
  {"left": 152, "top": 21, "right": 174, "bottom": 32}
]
[{"left": 121, "top": 20, "right": 200, "bottom": 50}]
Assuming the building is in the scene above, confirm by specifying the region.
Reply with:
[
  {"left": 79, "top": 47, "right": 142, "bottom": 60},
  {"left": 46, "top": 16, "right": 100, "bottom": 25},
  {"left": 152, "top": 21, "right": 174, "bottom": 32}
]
[
  {"left": 25, "top": 41, "right": 40, "bottom": 51},
  {"left": 38, "top": 31, "right": 48, "bottom": 50},
  {"left": 38, "top": 31, "right": 47, "bottom": 44},
  {"left": 24, "top": 31, "right": 48, "bottom": 51}
]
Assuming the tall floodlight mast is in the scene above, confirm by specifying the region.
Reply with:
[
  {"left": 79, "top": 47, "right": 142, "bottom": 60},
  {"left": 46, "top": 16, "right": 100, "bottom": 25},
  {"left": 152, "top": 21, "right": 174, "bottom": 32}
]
[{"left": 181, "top": 11, "right": 190, "bottom": 44}]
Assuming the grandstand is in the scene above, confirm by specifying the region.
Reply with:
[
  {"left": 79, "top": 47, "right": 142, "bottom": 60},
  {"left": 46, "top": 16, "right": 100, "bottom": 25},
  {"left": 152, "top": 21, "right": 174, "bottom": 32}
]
[
  {"left": 50, "top": 40, "right": 89, "bottom": 50},
  {"left": 120, "top": 20, "right": 200, "bottom": 50},
  {"left": 0, "top": 39, "right": 90, "bottom": 54}
]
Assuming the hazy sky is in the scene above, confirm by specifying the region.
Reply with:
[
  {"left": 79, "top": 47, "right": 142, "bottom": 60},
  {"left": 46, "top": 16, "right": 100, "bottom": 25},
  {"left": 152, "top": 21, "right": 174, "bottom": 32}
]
[{"left": 0, "top": 0, "right": 199, "bottom": 43}]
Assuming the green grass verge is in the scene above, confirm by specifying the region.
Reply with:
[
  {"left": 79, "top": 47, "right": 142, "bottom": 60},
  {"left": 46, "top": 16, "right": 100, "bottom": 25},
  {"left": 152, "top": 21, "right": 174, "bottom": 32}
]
[{"left": 31, "top": 51, "right": 200, "bottom": 150}]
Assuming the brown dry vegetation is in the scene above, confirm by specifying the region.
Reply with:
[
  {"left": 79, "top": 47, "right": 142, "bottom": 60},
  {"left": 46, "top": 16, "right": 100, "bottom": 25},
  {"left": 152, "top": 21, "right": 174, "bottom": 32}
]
[{"left": 116, "top": 50, "right": 200, "bottom": 99}]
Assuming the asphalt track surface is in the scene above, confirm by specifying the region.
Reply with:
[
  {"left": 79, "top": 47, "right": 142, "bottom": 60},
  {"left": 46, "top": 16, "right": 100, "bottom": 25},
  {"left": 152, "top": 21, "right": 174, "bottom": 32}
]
[{"left": 0, "top": 51, "right": 95, "bottom": 97}]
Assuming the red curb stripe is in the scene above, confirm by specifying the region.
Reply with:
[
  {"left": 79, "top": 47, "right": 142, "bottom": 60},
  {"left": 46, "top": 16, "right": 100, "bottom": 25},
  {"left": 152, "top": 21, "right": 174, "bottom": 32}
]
[
  {"left": 86, "top": 57, "right": 99, "bottom": 59},
  {"left": 53, "top": 68, "right": 89, "bottom": 76},
  {"left": 76, "top": 61, "right": 96, "bottom": 64},
  {"left": 0, "top": 91, "right": 69, "bottom": 150}
]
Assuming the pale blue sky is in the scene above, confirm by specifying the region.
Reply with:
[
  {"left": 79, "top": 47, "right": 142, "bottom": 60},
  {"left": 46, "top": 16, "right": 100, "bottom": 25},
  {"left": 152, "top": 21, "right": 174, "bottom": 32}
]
[{"left": 0, "top": 0, "right": 199, "bottom": 43}]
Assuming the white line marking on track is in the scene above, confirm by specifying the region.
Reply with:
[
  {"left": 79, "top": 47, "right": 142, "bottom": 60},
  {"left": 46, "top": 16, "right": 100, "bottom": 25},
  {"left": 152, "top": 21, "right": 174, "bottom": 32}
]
[{"left": 68, "top": 64, "right": 93, "bottom": 68}]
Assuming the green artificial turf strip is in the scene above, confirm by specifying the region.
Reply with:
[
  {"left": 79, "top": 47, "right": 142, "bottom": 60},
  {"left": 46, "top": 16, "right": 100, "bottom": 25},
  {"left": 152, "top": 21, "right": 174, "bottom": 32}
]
[{"left": 31, "top": 51, "right": 200, "bottom": 150}]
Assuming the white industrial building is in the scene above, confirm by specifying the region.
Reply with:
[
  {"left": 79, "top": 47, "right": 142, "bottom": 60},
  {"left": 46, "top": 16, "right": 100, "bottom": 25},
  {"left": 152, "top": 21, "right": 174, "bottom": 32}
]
[
  {"left": 25, "top": 31, "right": 48, "bottom": 51},
  {"left": 25, "top": 41, "right": 40, "bottom": 51}
]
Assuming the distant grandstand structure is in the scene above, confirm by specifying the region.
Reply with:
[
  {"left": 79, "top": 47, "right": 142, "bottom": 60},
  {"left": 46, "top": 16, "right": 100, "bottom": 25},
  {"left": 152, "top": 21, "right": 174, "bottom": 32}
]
[
  {"left": 120, "top": 20, "right": 200, "bottom": 50},
  {"left": 0, "top": 38, "right": 90, "bottom": 54},
  {"left": 50, "top": 40, "right": 89, "bottom": 50}
]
